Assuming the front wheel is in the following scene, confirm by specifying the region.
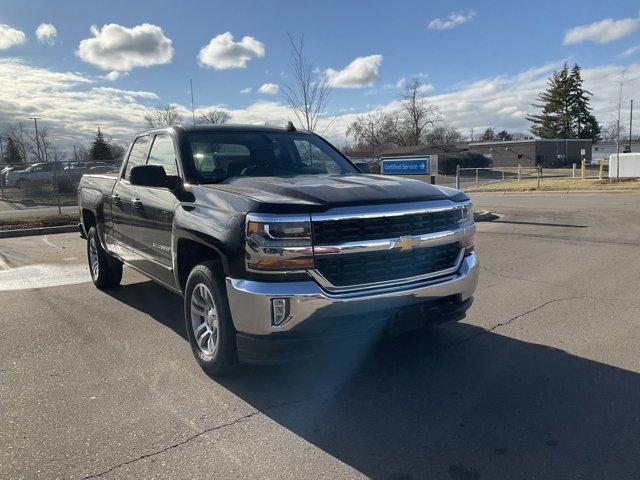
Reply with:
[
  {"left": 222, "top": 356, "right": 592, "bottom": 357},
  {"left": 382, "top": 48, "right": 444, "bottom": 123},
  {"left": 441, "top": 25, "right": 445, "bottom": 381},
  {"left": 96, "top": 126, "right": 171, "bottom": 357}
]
[
  {"left": 87, "top": 226, "right": 122, "bottom": 289},
  {"left": 184, "top": 262, "right": 237, "bottom": 375}
]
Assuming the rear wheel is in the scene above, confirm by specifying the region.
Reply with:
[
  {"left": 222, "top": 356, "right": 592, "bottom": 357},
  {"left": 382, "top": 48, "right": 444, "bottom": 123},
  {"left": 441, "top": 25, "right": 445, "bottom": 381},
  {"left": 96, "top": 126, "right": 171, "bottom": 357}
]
[
  {"left": 184, "top": 262, "right": 237, "bottom": 375},
  {"left": 87, "top": 227, "right": 122, "bottom": 289}
]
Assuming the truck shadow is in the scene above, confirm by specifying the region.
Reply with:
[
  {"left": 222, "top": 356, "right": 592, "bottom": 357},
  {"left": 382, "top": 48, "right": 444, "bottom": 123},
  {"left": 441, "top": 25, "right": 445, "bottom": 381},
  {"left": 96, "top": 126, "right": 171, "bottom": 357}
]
[{"left": 107, "top": 280, "right": 640, "bottom": 479}]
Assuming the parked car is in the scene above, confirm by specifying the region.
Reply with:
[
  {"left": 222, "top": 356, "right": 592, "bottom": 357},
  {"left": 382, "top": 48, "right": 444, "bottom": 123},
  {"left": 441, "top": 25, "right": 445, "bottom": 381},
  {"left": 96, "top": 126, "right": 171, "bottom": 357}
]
[
  {"left": 1, "top": 164, "right": 27, "bottom": 187},
  {"left": 5, "top": 162, "right": 64, "bottom": 188},
  {"left": 78, "top": 124, "right": 478, "bottom": 374}
]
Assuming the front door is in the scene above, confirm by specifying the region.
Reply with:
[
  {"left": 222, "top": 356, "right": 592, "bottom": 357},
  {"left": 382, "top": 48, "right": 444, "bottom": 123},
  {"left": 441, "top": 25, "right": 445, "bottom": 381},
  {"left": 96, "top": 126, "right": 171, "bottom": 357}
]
[
  {"left": 111, "top": 135, "right": 150, "bottom": 262},
  {"left": 128, "top": 133, "right": 180, "bottom": 288}
]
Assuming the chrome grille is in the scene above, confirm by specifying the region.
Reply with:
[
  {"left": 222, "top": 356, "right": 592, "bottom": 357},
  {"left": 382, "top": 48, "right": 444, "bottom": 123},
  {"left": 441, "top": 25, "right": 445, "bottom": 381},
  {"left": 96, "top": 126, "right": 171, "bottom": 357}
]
[
  {"left": 312, "top": 209, "right": 462, "bottom": 244},
  {"left": 315, "top": 243, "right": 462, "bottom": 287}
]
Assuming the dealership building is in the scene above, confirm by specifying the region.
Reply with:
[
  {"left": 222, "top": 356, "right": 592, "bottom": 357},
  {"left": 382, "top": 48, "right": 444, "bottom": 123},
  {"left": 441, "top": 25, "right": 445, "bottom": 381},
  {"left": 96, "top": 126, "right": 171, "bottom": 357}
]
[{"left": 468, "top": 139, "right": 593, "bottom": 167}]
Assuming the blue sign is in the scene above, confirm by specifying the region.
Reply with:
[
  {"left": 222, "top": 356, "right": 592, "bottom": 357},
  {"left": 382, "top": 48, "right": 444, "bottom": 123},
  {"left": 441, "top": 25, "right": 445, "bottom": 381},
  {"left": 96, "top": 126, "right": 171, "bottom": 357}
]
[{"left": 381, "top": 158, "right": 430, "bottom": 175}]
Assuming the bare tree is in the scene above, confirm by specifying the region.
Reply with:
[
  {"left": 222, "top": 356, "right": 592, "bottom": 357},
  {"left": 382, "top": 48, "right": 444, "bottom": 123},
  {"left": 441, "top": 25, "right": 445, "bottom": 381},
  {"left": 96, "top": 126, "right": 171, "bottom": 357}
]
[
  {"left": 199, "top": 108, "right": 231, "bottom": 125},
  {"left": 425, "top": 123, "right": 463, "bottom": 146},
  {"left": 346, "top": 109, "right": 394, "bottom": 156},
  {"left": 2, "top": 123, "right": 30, "bottom": 162},
  {"left": 144, "top": 105, "right": 184, "bottom": 129},
  {"left": 282, "top": 33, "right": 331, "bottom": 132},
  {"left": 601, "top": 119, "right": 627, "bottom": 142},
  {"left": 397, "top": 79, "right": 440, "bottom": 145},
  {"left": 28, "top": 127, "right": 52, "bottom": 162}
]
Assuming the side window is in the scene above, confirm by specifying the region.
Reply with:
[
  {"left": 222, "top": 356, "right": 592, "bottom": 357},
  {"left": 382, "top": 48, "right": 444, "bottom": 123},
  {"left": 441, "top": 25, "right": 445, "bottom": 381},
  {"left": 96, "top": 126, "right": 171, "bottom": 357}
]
[
  {"left": 123, "top": 136, "right": 149, "bottom": 181},
  {"left": 147, "top": 134, "right": 178, "bottom": 175}
]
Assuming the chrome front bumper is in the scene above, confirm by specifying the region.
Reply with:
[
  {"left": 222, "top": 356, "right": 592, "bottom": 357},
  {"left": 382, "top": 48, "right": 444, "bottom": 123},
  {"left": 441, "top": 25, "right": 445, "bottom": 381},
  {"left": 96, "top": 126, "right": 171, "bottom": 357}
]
[{"left": 225, "top": 253, "right": 479, "bottom": 336}]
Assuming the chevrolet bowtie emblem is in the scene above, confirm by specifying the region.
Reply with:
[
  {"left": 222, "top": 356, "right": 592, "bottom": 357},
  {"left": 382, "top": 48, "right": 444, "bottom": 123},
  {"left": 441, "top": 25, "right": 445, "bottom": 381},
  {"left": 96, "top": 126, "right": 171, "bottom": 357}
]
[{"left": 391, "top": 235, "right": 419, "bottom": 251}]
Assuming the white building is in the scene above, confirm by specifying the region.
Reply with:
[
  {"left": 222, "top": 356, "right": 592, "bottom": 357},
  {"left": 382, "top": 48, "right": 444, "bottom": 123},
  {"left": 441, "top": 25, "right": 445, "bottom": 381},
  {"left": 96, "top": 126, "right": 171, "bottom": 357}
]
[
  {"left": 593, "top": 142, "right": 640, "bottom": 162},
  {"left": 609, "top": 153, "right": 640, "bottom": 178}
]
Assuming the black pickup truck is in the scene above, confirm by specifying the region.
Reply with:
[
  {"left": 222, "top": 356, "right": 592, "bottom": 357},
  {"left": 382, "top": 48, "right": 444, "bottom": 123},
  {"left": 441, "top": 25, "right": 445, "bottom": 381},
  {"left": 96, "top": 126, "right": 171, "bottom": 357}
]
[{"left": 78, "top": 124, "right": 478, "bottom": 374}]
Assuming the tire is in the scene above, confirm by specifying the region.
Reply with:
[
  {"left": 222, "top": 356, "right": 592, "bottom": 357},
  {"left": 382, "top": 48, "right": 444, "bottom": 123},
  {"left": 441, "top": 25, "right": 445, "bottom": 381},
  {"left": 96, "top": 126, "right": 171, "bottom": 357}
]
[
  {"left": 184, "top": 262, "right": 237, "bottom": 375},
  {"left": 87, "top": 226, "right": 122, "bottom": 289}
]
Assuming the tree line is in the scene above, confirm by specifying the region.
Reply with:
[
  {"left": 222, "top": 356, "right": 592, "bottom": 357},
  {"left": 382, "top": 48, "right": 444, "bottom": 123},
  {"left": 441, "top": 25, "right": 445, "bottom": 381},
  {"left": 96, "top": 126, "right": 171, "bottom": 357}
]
[{"left": 1, "top": 124, "right": 125, "bottom": 165}]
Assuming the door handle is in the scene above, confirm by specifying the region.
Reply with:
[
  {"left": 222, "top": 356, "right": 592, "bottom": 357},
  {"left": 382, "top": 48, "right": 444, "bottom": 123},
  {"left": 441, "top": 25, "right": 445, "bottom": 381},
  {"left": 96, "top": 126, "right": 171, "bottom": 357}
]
[
  {"left": 112, "top": 194, "right": 121, "bottom": 204},
  {"left": 132, "top": 198, "right": 143, "bottom": 209}
]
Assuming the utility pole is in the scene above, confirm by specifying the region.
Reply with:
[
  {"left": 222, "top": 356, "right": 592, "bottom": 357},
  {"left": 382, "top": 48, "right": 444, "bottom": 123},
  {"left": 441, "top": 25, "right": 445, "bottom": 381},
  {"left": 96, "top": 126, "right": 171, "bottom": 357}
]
[
  {"left": 29, "top": 117, "right": 43, "bottom": 162},
  {"left": 73, "top": 144, "right": 78, "bottom": 162},
  {"left": 190, "top": 79, "right": 196, "bottom": 127},
  {"left": 470, "top": 128, "right": 474, "bottom": 142},
  {"left": 614, "top": 71, "right": 626, "bottom": 179},
  {"left": 630, "top": 99, "right": 634, "bottom": 151}
]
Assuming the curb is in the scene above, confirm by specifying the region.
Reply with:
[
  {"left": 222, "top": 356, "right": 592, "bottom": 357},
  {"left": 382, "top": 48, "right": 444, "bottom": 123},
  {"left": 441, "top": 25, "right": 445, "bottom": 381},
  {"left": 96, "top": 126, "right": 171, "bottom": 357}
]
[
  {"left": 468, "top": 189, "right": 640, "bottom": 195},
  {"left": 0, "top": 224, "right": 78, "bottom": 239}
]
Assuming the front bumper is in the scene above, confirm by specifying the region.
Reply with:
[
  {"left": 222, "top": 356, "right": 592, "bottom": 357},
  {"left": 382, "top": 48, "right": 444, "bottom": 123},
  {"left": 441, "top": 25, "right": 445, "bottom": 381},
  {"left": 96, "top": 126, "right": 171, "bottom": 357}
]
[{"left": 225, "top": 253, "right": 478, "bottom": 361}]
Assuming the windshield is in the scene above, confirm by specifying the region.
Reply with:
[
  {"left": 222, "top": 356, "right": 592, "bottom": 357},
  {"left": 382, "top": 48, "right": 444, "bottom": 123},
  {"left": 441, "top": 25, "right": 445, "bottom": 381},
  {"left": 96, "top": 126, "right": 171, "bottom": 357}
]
[{"left": 186, "top": 131, "right": 358, "bottom": 183}]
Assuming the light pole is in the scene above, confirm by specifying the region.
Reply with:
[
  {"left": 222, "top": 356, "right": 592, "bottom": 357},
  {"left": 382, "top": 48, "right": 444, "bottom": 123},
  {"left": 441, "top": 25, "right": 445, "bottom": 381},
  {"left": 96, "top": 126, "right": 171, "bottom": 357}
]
[{"left": 29, "top": 117, "right": 43, "bottom": 162}]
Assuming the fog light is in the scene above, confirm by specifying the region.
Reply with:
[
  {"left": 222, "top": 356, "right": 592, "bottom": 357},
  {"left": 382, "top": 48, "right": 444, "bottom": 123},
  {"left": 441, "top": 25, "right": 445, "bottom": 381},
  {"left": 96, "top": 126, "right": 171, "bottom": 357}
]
[{"left": 271, "top": 298, "right": 290, "bottom": 326}]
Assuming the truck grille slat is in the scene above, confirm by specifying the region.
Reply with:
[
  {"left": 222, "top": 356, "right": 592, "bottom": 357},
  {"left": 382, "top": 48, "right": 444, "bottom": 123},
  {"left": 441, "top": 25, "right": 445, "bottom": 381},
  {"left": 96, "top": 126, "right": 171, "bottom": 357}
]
[
  {"left": 315, "top": 243, "right": 461, "bottom": 287},
  {"left": 312, "top": 209, "right": 461, "bottom": 244}
]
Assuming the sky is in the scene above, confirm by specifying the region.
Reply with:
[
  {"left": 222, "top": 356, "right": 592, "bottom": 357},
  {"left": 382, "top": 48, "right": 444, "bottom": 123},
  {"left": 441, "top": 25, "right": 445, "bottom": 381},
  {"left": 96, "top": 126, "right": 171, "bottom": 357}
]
[{"left": 0, "top": 0, "right": 639, "bottom": 151}]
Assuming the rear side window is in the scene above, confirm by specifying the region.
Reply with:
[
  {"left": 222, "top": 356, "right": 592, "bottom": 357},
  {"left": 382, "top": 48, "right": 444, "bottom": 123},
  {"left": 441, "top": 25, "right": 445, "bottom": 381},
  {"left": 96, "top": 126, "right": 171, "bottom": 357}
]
[
  {"left": 147, "top": 134, "right": 178, "bottom": 175},
  {"left": 123, "top": 136, "right": 149, "bottom": 180}
]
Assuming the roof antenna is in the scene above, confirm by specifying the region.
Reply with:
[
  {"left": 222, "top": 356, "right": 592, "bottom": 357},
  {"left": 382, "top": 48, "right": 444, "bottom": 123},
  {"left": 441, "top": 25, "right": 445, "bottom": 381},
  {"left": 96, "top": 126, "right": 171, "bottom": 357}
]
[{"left": 286, "top": 121, "right": 296, "bottom": 132}]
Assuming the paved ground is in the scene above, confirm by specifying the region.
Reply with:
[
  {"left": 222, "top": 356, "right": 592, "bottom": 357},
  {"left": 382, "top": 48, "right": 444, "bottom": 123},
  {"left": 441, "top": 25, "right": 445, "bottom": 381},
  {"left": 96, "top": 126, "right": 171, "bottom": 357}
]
[{"left": 1, "top": 192, "right": 639, "bottom": 479}]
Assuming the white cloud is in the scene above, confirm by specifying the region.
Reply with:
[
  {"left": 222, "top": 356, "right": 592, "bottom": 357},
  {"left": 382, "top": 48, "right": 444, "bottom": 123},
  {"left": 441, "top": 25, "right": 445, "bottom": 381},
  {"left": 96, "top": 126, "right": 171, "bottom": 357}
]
[
  {"left": 2, "top": 57, "right": 638, "bottom": 153},
  {"left": 619, "top": 45, "right": 640, "bottom": 58},
  {"left": 417, "top": 83, "right": 435, "bottom": 94},
  {"left": 428, "top": 10, "right": 476, "bottom": 31},
  {"left": 0, "top": 58, "right": 158, "bottom": 148},
  {"left": 0, "top": 24, "right": 26, "bottom": 50},
  {"left": 240, "top": 87, "right": 252, "bottom": 94},
  {"left": 258, "top": 83, "right": 279, "bottom": 95},
  {"left": 564, "top": 17, "right": 640, "bottom": 45},
  {"left": 102, "top": 70, "right": 129, "bottom": 81},
  {"left": 77, "top": 23, "right": 173, "bottom": 71},
  {"left": 36, "top": 23, "right": 57, "bottom": 46},
  {"left": 326, "top": 54, "right": 383, "bottom": 88},
  {"left": 198, "top": 32, "right": 265, "bottom": 69}
]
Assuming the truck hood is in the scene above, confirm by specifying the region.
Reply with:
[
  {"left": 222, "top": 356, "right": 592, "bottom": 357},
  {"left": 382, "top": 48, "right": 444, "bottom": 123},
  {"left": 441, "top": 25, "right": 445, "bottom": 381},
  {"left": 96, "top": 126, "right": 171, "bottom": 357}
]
[{"left": 200, "top": 174, "right": 466, "bottom": 210}]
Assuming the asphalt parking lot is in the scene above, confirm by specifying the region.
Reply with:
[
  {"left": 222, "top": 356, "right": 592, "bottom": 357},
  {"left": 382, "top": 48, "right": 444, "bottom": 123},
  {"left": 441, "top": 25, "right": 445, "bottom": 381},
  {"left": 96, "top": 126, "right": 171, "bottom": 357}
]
[{"left": 1, "top": 191, "right": 639, "bottom": 480}]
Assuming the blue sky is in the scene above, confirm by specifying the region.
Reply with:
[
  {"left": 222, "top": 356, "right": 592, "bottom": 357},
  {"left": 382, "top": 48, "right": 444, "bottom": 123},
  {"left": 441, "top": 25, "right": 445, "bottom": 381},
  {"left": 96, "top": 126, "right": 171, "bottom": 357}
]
[{"left": 0, "top": 0, "right": 639, "bottom": 147}]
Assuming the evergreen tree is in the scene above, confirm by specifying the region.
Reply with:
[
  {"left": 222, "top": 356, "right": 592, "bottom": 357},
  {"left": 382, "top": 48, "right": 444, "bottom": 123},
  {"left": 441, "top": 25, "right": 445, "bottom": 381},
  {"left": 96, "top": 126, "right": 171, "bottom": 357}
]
[
  {"left": 88, "top": 127, "right": 113, "bottom": 161},
  {"left": 527, "top": 63, "right": 600, "bottom": 140},
  {"left": 480, "top": 128, "right": 495, "bottom": 141},
  {"left": 569, "top": 64, "right": 601, "bottom": 141},
  {"left": 527, "top": 64, "right": 572, "bottom": 138},
  {"left": 3, "top": 137, "right": 23, "bottom": 164},
  {"left": 496, "top": 130, "right": 513, "bottom": 141}
]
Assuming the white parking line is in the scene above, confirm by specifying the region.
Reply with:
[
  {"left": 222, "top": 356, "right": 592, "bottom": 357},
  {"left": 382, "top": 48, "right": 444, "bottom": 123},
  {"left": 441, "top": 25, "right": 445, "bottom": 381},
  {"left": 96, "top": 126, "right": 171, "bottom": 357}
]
[{"left": 0, "top": 254, "right": 9, "bottom": 270}]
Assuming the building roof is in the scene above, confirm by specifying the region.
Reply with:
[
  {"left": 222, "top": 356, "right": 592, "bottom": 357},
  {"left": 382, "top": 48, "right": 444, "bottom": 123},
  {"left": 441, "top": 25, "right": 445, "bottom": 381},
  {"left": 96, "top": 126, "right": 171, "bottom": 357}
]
[
  {"left": 469, "top": 138, "right": 593, "bottom": 147},
  {"left": 379, "top": 144, "right": 462, "bottom": 157}
]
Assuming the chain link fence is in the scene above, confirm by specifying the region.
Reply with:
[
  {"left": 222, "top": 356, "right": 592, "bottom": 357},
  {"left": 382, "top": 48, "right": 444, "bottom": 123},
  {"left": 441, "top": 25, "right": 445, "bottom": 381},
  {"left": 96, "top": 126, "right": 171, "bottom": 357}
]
[
  {"left": 0, "top": 160, "right": 120, "bottom": 216},
  {"left": 454, "top": 162, "right": 608, "bottom": 191}
]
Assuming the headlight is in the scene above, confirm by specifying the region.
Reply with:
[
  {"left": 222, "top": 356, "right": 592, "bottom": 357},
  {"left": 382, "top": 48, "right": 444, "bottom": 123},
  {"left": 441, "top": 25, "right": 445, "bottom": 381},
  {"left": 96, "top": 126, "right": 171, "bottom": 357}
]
[
  {"left": 457, "top": 202, "right": 475, "bottom": 255},
  {"left": 459, "top": 202, "right": 474, "bottom": 226},
  {"left": 245, "top": 213, "right": 314, "bottom": 271}
]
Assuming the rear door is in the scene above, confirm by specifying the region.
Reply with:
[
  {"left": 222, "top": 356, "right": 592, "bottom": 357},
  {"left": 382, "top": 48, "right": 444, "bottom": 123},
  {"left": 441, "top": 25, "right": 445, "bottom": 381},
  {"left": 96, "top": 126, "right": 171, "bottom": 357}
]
[
  {"left": 111, "top": 135, "right": 150, "bottom": 262},
  {"left": 128, "top": 132, "right": 180, "bottom": 288}
]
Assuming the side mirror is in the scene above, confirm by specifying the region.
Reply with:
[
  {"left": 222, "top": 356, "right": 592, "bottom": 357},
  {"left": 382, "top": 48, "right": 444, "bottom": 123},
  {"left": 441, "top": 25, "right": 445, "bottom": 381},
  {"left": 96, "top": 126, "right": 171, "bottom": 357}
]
[
  {"left": 355, "top": 162, "right": 372, "bottom": 174},
  {"left": 130, "top": 165, "right": 168, "bottom": 188}
]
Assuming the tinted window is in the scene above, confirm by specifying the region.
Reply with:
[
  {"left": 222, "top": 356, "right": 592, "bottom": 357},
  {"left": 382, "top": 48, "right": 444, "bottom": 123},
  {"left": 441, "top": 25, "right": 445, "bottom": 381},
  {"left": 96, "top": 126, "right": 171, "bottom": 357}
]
[
  {"left": 123, "top": 136, "right": 149, "bottom": 180},
  {"left": 187, "top": 131, "right": 356, "bottom": 183},
  {"left": 147, "top": 134, "right": 178, "bottom": 175}
]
